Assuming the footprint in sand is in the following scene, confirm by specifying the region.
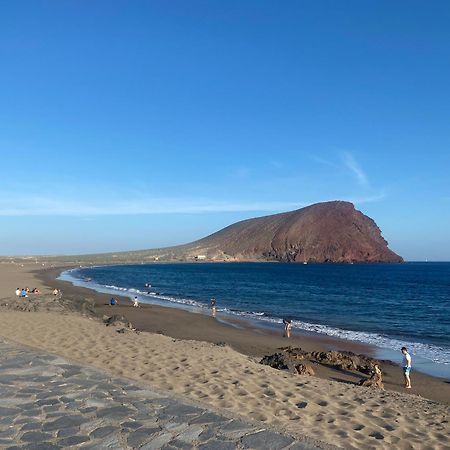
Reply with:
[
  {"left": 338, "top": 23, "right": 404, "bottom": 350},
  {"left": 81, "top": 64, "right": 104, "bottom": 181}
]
[
  {"left": 369, "top": 431, "right": 384, "bottom": 440},
  {"left": 296, "top": 401, "right": 308, "bottom": 409},
  {"left": 263, "top": 389, "right": 276, "bottom": 397},
  {"left": 317, "top": 400, "right": 328, "bottom": 407},
  {"left": 353, "top": 424, "right": 365, "bottom": 431}
]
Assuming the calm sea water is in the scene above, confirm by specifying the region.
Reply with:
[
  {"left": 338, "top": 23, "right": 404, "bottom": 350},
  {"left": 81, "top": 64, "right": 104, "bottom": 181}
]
[{"left": 62, "top": 262, "right": 450, "bottom": 377}]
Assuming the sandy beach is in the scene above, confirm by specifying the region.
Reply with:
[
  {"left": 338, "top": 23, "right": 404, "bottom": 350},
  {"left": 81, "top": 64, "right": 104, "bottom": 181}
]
[{"left": 0, "top": 262, "right": 449, "bottom": 450}]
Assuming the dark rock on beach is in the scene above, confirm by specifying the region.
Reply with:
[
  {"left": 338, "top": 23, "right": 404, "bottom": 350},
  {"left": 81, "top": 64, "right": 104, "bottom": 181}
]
[{"left": 261, "top": 347, "right": 380, "bottom": 376}]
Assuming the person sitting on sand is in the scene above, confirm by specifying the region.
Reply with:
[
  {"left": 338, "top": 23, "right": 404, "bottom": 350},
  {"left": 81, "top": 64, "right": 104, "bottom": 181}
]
[
  {"left": 20, "top": 288, "right": 28, "bottom": 298},
  {"left": 52, "top": 288, "right": 59, "bottom": 296},
  {"left": 283, "top": 319, "right": 292, "bottom": 338},
  {"left": 133, "top": 296, "right": 139, "bottom": 307},
  {"left": 32, "top": 288, "right": 40, "bottom": 294},
  {"left": 110, "top": 297, "right": 117, "bottom": 306},
  {"left": 401, "top": 346, "right": 412, "bottom": 389},
  {"left": 15, "top": 288, "right": 21, "bottom": 296}
]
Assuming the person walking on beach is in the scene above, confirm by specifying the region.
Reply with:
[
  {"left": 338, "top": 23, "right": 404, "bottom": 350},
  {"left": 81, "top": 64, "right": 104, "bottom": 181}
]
[
  {"left": 133, "top": 296, "right": 139, "bottom": 307},
  {"left": 210, "top": 297, "right": 217, "bottom": 318},
  {"left": 401, "top": 346, "right": 412, "bottom": 388},
  {"left": 283, "top": 319, "right": 292, "bottom": 338}
]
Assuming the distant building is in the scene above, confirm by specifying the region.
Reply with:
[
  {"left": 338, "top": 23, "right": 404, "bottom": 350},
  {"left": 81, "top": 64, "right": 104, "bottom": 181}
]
[{"left": 194, "top": 255, "right": 207, "bottom": 260}]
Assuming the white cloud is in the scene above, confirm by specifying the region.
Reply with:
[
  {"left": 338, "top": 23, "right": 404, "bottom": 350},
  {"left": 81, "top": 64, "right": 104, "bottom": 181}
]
[
  {"left": 342, "top": 152, "right": 369, "bottom": 187},
  {"left": 0, "top": 192, "right": 305, "bottom": 216}
]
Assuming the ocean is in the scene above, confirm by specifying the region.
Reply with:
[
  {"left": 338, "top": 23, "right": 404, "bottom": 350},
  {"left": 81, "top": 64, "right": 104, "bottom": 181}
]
[{"left": 61, "top": 262, "right": 450, "bottom": 378}]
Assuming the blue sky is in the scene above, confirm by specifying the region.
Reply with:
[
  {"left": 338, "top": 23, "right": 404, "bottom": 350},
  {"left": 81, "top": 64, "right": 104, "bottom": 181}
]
[{"left": 0, "top": 1, "right": 449, "bottom": 260}]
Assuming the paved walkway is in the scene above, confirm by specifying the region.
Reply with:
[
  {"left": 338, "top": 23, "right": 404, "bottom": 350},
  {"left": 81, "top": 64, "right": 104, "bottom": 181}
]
[{"left": 0, "top": 339, "right": 324, "bottom": 450}]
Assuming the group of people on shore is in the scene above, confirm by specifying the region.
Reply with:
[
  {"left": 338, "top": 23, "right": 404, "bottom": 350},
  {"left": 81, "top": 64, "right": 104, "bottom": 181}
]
[
  {"left": 15, "top": 287, "right": 40, "bottom": 297},
  {"left": 109, "top": 296, "right": 140, "bottom": 307}
]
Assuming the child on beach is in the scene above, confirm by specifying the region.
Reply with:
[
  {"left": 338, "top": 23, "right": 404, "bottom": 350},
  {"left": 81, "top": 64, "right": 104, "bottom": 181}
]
[
  {"left": 401, "top": 346, "right": 412, "bottom": 388},
  {"left": 110, "top": 297, "right": 117, "bottom": 306},
  {"left": 133, "top": 296, "right": 139, "bottom": 307}
]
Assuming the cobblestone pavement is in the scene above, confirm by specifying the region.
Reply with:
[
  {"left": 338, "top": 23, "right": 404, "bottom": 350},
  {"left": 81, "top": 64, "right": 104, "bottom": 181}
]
[{"left": 0, "top": 339, "right": 326, "bottom": 450}]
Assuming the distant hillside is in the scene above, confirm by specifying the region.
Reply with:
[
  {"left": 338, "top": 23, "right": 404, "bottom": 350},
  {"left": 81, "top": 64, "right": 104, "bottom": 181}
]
[
  {"left": 176, "top": 201, "right": 402, "bottom": 263},
  {"left": 3, "top": 201, "right": 402, "bottom": 264}
]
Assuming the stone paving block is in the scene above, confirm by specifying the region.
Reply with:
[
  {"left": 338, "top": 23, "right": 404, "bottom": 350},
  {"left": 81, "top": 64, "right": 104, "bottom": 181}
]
[
  {"left": 20, "top": 422, "right": 42, "bottom": 431},
  {"left": 0, "top": 407, "right": 21, "bottom": 416},
  {"left": 198, "top": 440, "right": 239, "bottom": 450},
  {"left": 176, "top": 424, "right": 204, "bottom": 443},
  {"left": 197, "top": 427, "right": 216, "bottom": 443},
  {"left": 219, "top": 420, "right": 259, "bottom": 439},
  {"left": 161, "top": 440, "right": 195, "bottom": 450},
  {"left": 58, "top": 434, "right": 91, "bottom": 446},
  {"left": 164, "top": 421, "right": 190, "bottom": 433},
  {"left": 97, "top": 405, "right": 135, "bottom": 420},
  {"left": 127, "top": 426, "right": 161, "bottom": 447},
  {"left": 23, "top": 444, "right": 62, "bottom": 450},
  {"left": 163, "top": 404, "right": 204, "bottom": 417},
  {"left": 42, "top": 414, "right": 87, "bottom": 431},
  {"left": 36, "top": 397, "right": 60, "bottom": 407},
  {"left": 20, "top": 409, "right": 42, "bottom": 417},
  {"left": 140, "top": 432, "right": 173, "bottom": 450},
  {"left": 121, "top": 420, "right": 144, "bottom": 430},
  {"left": 90, "top": 425, "right": 119, "bottom": 439},
  {"left": 241, "top": 430, "right": 294, "bottom": 449},
  {"left": 57, "top": 426, "right": 80, "bottom": 438},
  {"left": 190, "top": 412, "right": 230, "bottom": 425},
  {"left": 20, "top": 431, "right": 53, "bottom": 442}
]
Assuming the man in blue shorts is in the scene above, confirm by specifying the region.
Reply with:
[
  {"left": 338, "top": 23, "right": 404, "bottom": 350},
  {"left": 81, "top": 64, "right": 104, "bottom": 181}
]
[{"left": 401, "top": 346, "right": 412, "bottom": 389}]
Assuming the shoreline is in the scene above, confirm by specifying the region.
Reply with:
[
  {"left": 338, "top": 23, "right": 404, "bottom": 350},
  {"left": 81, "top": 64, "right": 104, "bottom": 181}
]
[
  {"left": 57, "top": 264, "right": 450, "bottom": 379},
  {"left": 39, "top": 265, "right": 450, "bottom": 404}
]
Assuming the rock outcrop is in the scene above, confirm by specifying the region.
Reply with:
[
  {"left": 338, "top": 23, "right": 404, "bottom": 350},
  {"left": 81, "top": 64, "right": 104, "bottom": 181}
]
[{"left": 260, "top": 347, "right": 381, "bottom": 376}]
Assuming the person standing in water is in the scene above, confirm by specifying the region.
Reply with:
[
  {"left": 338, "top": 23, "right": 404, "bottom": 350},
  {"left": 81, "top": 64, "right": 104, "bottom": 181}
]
[
  {"left": 401, "top": 346, "right": 412, "bottom": 389},
  {"left": 283, "top": 319, "right": 292, "bottom": 338},
  {"left": 210, "top": 297, "right": 217, "bottom": 318}
]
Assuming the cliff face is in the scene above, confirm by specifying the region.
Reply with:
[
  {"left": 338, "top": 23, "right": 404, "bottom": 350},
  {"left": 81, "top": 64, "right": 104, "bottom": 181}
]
[{"left": 182, "top": 201, "right": 403, "bottom": 263}]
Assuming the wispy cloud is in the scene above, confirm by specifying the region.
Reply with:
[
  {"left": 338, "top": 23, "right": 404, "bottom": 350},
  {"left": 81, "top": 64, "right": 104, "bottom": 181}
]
[
  {"left": 0, "top": 192, "right": 305, "bottom": 216},
  {"left": 342, "top": 152, "right": 369, "bottom": 187}
]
